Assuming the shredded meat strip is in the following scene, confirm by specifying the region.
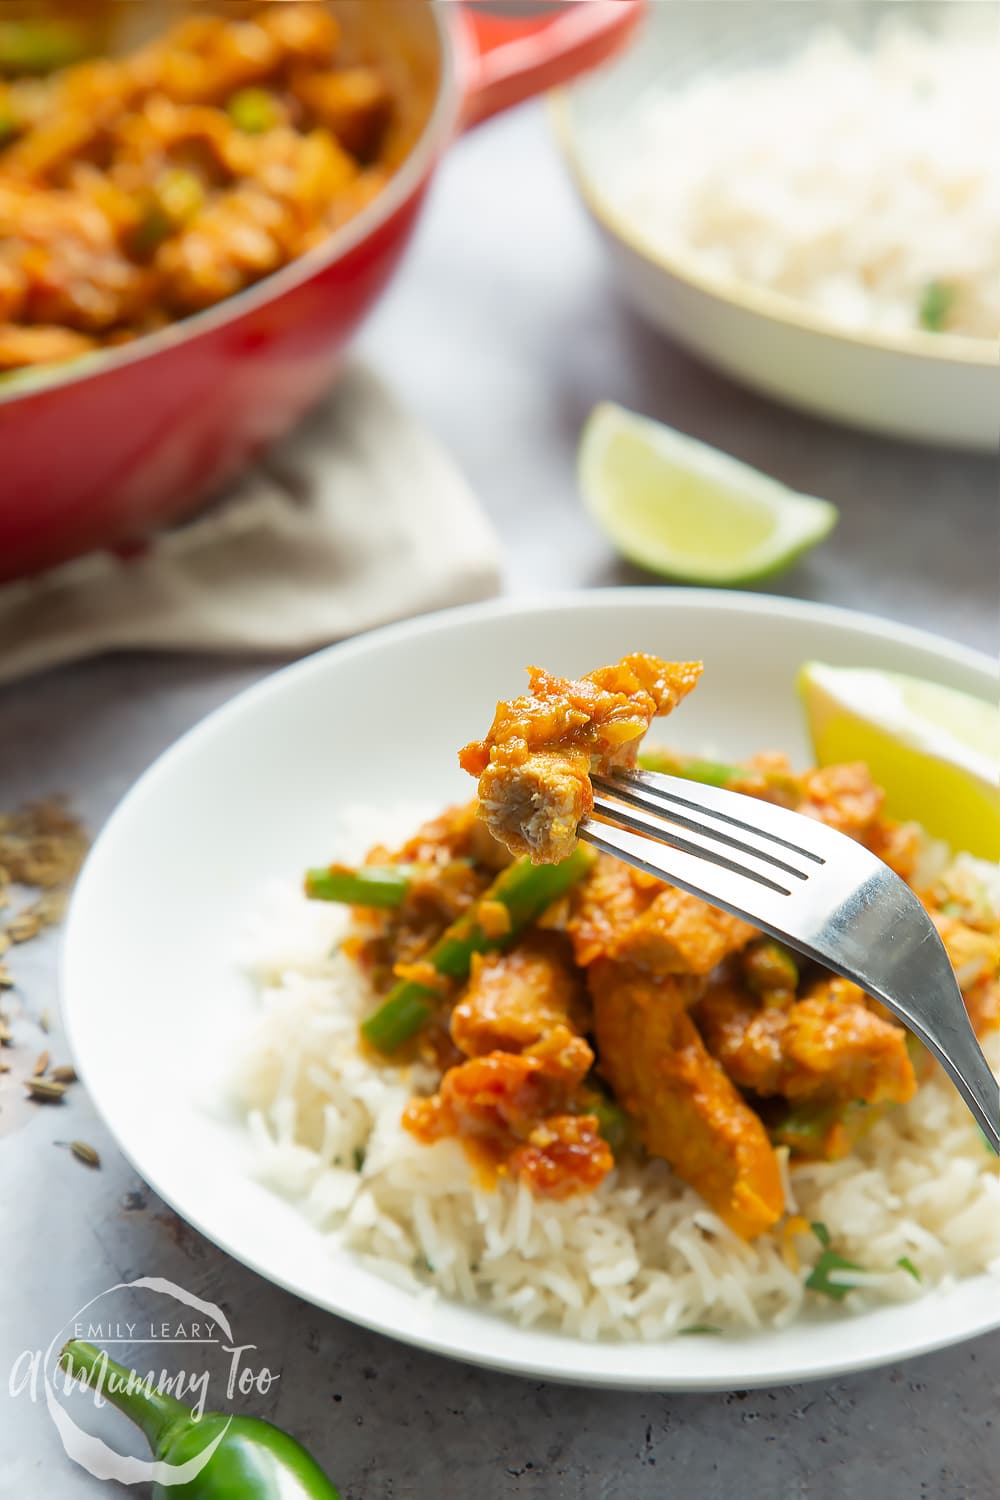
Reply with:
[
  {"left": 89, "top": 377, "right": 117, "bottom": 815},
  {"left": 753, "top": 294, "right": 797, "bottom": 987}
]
[{"left": 589, "top": 960, "right": 784, "bottom": 1239}]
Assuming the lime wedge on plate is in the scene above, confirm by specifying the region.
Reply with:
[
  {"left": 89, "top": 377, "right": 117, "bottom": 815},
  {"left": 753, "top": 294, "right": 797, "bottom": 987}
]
[
  {"left": 799, "top": 662, "right": 1000, "bottom": 859},
  {"left": 578, "top": 403, "right": 838, "bottom": 584}
]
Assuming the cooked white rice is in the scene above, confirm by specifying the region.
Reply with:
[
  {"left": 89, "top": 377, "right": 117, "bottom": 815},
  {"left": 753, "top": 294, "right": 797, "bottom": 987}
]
[
  {"left": 232, "top": 804, "right": 1000, "bottom": 1341},
  {"left": 603, "top": 19, "right": 1000, "bottom": 340}
]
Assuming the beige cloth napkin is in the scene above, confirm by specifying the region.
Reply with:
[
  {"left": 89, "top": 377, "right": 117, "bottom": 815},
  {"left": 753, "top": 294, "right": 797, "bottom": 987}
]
[{"left": 0, "top": 363, "right": 501, "bottom": 686}]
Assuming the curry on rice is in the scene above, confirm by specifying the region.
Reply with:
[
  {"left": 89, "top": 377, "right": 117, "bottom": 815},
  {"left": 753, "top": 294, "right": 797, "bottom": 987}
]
[{"left": 309, "top": 656, "right": 999, "bottom": 1241}]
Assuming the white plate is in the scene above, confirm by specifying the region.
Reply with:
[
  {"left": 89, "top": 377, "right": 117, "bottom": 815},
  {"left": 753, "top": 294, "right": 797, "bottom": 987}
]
[
  {"left": 63, "top": 592, "right": 1000, "bottom": 1390},
  {"left": 552, "top": 2, "right": 997, "bottom": 451}
]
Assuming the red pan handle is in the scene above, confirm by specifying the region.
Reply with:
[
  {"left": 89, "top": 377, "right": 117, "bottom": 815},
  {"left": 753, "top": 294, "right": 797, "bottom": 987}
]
[{"left": 455, "top": 1, "right": 644, "bottom": 129}]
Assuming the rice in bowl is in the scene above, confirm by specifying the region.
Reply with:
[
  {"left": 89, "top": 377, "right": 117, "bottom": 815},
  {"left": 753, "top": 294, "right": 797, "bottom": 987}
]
[{"left": 601, "top": 18, "right": 1000, "bottom": 342}]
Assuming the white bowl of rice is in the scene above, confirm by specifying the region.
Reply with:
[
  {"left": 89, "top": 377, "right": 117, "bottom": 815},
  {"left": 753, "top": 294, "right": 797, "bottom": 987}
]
[{"left": 553, "top": 0, "right": 999, "bottom": 449}]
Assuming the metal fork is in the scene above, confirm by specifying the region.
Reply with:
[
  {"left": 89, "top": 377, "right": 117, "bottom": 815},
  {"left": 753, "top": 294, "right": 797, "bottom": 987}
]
[{"left": 579, "top": 767, "right": 1000, "bottom": 1152}]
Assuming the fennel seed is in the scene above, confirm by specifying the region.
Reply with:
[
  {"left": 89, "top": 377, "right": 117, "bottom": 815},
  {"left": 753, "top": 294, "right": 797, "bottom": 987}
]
[
  {"left": 25, "top": 1077, "right": 66, "bottom": 1102},
  {"left": 6, "top": 910, "right": 41, "bottom": 944},
  {"left": 67, "top": 1146, "right": 100, "bottom": 1170}
]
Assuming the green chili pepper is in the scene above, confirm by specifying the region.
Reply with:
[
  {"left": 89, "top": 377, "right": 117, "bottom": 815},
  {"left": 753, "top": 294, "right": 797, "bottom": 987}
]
[
  {"left": 59, "top": 1341, "right": 341, "bottom": 1499},
  {"left": 305, "top": 862, "right": 418, "bottom": 907},
  {"left": 361, "top": 846, "right": 594, "bottom": 1053}
]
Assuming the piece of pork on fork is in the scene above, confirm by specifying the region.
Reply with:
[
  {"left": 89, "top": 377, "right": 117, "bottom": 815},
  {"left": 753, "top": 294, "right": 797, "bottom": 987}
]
[{"left": 460, "top": 654, "right": 703, "bottom": 864}]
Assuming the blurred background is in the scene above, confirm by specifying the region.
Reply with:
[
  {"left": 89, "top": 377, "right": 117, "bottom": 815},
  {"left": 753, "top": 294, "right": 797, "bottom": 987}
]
[{"left": 0, "top": 0, "right": 995, "bottom": 605}]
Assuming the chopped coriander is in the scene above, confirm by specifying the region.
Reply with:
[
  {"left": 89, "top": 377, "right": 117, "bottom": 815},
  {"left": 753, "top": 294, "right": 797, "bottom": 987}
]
[
  {"left": 810, "top": 1221, "right": 831, "bottom": 1248},
  {"left": 352, "top": 1146, "right": 366, "bottom": 1172},
  {"left": 897, "top": 1256, "right": 921, "bottom": 1282},
  {"left": 918, "top": 279, "right": 955, "bottom": 333},
  {"left": 806, "top": 1248, "right": 862, "bottom": 1301},
  {"left": 678, "top": 1324, "right": 722, "bottom": 1336}
]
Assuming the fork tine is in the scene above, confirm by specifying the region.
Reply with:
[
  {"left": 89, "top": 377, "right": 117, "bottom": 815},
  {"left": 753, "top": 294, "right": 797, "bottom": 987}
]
[
  {"left": 591, "top": 788, "right": 811, "bottom": 882},
  {"left": 579, "top": 817, "right": 802, "bottom": 917},
  {"left": 582, "top": 818, "right": 787, "bottom": 896},
  {"left": 595, "top": 769, "right": 826, "bottom": 862}
]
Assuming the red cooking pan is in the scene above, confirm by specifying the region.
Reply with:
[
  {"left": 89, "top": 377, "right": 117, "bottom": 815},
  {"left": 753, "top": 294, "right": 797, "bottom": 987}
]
[{"left": 0, "top": 0, "right": 642, "bottom": 583}]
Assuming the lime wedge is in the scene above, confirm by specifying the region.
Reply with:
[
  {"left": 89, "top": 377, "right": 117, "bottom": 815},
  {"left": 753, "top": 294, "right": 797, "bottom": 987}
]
[
  {"left": 578, "top": 403, "right": 838, "bottom": 584},
  {"left": 799, "top": 662, "right": 1000, "bottom": 859}
]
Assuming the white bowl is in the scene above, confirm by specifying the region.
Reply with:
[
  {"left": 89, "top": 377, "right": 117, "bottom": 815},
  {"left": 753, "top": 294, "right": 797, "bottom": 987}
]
[
  {"left": 552, "top": 2, "right": 998, "bottom": 450},
  {"left": 62, "top": 591, "right": 999, "bottom": 1390}
]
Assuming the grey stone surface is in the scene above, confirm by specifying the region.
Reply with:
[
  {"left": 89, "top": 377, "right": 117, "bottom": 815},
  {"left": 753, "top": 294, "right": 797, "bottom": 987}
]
[{"left": 0, "top": 100, "right": 997, "bottom": 1499}]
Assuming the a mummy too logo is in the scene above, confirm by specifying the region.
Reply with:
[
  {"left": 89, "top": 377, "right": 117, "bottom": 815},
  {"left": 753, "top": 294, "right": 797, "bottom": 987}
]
[{"left": 8, "top": 1277, "right": 279, "bottom": 1485}]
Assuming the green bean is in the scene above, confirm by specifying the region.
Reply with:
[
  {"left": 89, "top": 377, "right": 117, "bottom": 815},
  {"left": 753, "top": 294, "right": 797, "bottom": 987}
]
[
  {"left": 638, "top": 749, "right": 744, "bottom": 787},
  {"left": 361, "top": 846, "right": 594, "bottom": 1053},
  {"left": 639, "top": 748, "right": 801, "bottom": 803},
  {"left": 744, "top": 939, "right": 799, "bottom": 1000},
  {"left": 587, "top": 1093, "right": 630, "bottom": 1155},
  {"left": 0, "top": 20, "right": 92, "bottom": 74},
  {"left": 305, "top": 863, "right": 417, "bottom": 908}
]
